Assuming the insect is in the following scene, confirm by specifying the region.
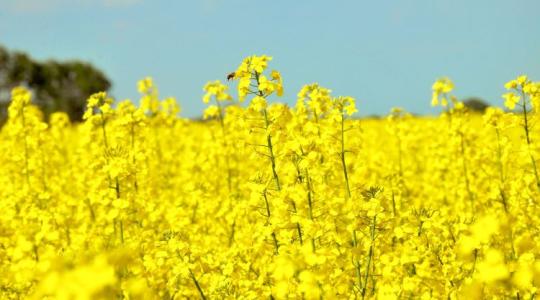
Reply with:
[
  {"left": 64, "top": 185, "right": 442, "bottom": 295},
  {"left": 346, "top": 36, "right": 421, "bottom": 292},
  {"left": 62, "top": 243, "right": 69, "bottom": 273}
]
[{"left": 227, "top": 72, "right": 235, "bottom": 81}]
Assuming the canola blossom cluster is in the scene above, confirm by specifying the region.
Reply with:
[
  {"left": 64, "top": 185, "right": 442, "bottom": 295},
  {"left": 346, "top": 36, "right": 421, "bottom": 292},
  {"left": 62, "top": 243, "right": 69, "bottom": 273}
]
[{"left": 1, "top": 55, "right": 540, "bottom": 299}]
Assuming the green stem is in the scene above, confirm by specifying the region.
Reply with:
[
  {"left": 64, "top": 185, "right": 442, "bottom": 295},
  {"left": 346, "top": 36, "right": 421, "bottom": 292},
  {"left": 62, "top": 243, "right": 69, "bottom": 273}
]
[
  {"left": 291, "top": 200, "right": 303, "bottom": 245},
  {"left": 263, "top": 190, "right": 279, "bottom": 254},
  {"left": 495, "top": 128, "right": 508, "bottom": 213},
  {"left": 340, "top": 112, "right": 351, "bottom": 198},
  {"left": 520, "top": 93, "right": 540, "bottom": 189},
  {"left": 263, "top": 108, "right": 281, "bottom": 191},
  {"left": 361, "top": 216, "right": 377, "bottom": 299},
  {"left": 305, "top": 168, "right": 317, "bottom": 251},
  {"left": 352, "top": 230, "right": 363, "bottom": 292},
  {"left": 189, "top": 268, "right": 207, "bottom": 300}
]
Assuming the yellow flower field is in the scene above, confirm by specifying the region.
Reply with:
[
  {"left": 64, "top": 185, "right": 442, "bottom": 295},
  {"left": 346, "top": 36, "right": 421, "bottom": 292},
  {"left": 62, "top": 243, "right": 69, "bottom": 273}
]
[{"left": 1, "top": 55, "right": 540, "bottom": 299}]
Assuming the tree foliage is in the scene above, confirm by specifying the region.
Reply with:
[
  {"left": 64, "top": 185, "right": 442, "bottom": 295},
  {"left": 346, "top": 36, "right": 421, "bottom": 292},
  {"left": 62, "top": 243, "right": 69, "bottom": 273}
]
[
  {"left": 463, "top": 97, "right": 490, "bottom": 112},
  {"left": 0, "top": 45, "right": 111, "bottom": 122}
]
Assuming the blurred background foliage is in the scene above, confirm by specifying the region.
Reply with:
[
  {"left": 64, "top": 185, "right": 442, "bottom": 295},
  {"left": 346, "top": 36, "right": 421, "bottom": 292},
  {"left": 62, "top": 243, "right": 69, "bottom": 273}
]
[
  {"left": 462, "top": 97, "right": 490, "bottom": 113},
  {"left": 0, "top": 44, "right": 111, "bottom": 123}
]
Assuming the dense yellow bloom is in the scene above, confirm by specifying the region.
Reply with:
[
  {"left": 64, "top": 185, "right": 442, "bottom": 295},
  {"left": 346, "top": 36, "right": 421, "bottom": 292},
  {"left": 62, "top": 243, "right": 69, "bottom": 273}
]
[
  {"left": 137, "top": 76, "right": 154, "bottom": 94},
  {"left": 138, "top": 77, "right": 160, "bottom": 114},
  {"left": 431, "top": 77, "right": 454, "bottom": 107},
  {"left": 8, "top": 86, "right": 32, "bottom": 118},
  {"left": 2, "top": 59, "right": 540, "bottom": 299},
  {"left": 202, "top": 80, "right": 232, "bottom": 103},
  {"left": 249, "top": 95, "right": 267, "bottom": 112},
  {"left": 333, "top": 96, "right": 358, "bottom": 116},
  {"left": 230, "top": 55, "right": 283, "bottom": 101},
  {"left": 483, "top": 107, "right": 505, "bottom": 127},
  {"left": 476, "top": 249, "right": 509, "bottom": 283},
  {"left": 203, "top": 104, "right": 219, "bottom": 119},
  {"left": 33, "top": 255, "right": 117, "bottom": 300},
  {"left": 503, "top": 92, "right": 520, "bottom": 110}
]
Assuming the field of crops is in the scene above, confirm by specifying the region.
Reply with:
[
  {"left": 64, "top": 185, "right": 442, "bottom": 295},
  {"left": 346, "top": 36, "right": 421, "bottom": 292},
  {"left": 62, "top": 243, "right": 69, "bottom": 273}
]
[{"left": 1, "top": 55, "right": 540, "bottom": 299}]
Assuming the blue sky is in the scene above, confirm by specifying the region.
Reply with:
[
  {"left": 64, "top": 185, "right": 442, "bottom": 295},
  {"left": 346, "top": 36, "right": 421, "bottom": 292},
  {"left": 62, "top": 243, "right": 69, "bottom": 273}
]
[{"left": 1, "top": 0, "right": 539, "bottom": 117}]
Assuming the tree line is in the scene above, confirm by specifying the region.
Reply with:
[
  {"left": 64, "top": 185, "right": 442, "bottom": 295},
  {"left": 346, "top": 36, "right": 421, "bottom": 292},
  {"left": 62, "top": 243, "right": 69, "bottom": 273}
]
[{"left": 0, "top": 45, "right": 111, "bottom": 123}]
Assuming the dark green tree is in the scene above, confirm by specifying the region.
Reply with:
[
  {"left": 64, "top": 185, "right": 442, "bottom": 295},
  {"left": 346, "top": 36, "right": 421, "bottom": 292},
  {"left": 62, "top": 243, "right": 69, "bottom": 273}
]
[
  {"left": 0, "top": 45, "right": 111, "bottom": 122},
  {"left": 463, "top": 97, "right": 490, "bottom": 113}
]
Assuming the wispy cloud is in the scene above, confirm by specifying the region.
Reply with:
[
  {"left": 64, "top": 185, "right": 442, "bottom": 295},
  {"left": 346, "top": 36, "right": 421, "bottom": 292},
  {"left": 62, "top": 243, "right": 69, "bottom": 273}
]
[{"left": 1, "top": 0, "right": 142, "bottom": 14}]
